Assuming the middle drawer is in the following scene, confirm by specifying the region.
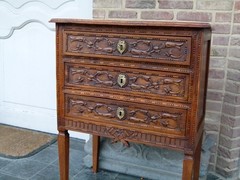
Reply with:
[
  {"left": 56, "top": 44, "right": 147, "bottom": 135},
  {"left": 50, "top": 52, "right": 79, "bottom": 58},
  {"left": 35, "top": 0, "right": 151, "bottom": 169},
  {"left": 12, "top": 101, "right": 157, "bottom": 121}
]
[{"left": 65, "top": 63, "right": 190, "bottom": 101}]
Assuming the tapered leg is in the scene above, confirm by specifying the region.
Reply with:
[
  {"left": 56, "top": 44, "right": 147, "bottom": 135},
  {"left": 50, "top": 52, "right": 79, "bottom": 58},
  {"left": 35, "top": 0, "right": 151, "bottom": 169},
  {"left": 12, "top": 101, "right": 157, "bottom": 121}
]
[
  {"left": 58, "top": 130, "right": 69, "bottom": 180},
  {"left": 92, "top": 135, "right": 100, "bottom": 173},
  {"left": 182, "top": 153, "right": 194, "bottom": 180},
  {"left": 193, "top": 136, "right": 203, "bottom": 180}
]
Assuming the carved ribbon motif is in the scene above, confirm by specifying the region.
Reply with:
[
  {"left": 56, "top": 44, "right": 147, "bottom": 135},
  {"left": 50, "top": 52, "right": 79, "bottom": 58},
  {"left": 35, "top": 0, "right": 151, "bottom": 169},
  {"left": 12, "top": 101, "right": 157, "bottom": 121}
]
[
  {"left": 69, "top": 99, "right": 115, "bottom": 118},
  {"left": 129, "top": 40, "right": 184, "bottom": 59},
  {"left": 69, "top": 67, "right": 184, "bottom": 96},
  {"left": 71, "top": 68, "right": 116, "bottom": 87},
  {"left": 67, "top": 35, "right": 187, "bottom": 61},
  {"left": 128, "top": 110, "right": 178, "bottom": 129},
  {"left": 106, "top": 127, "right": 138, "bottom": 146}
]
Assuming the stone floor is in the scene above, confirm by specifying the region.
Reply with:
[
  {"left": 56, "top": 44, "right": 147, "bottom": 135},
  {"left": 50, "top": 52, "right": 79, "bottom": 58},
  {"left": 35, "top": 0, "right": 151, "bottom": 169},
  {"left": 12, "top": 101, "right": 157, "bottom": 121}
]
[
  {"left": 0, "top": 137, "right": 218, "bottom": 180},
  {"left": 0, "top": 138, "right": 147, "bottom": 180}
]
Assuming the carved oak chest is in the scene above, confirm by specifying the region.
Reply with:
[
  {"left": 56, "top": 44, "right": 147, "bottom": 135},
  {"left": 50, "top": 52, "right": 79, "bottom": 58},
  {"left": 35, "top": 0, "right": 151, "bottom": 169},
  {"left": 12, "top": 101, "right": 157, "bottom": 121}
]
[{"left": 51, "top": 19, "right": 211, "bottom": 180}]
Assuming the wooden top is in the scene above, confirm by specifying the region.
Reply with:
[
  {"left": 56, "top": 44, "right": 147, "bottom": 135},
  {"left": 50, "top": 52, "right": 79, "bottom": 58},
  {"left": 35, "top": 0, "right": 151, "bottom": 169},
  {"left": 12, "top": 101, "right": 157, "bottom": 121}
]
[{"left": 50, "top": 18, "right": 211, "bottom": 29}]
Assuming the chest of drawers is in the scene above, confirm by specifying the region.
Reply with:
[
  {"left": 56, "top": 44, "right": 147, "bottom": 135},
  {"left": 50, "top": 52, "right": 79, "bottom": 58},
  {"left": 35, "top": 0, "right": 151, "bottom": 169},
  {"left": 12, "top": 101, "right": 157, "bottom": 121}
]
[{"left": 51, "top": 19, "right": 211, "bottom": 180}]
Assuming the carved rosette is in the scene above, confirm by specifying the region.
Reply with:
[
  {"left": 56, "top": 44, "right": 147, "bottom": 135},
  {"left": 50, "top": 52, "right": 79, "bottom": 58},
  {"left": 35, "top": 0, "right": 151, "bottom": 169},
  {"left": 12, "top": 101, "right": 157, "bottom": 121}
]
[
  {"left": 67, "top": 65, "right": 187, "bottom": 98},
  {"left": 65, "top": 33, "right": 190, "bottom": 63}
]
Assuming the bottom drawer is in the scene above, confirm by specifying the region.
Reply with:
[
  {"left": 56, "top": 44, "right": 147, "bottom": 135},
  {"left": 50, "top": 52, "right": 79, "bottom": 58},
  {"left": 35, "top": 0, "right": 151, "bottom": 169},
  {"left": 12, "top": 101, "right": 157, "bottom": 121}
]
[{"left": 64, "top": 93, "right": 187, "bottom": 137}]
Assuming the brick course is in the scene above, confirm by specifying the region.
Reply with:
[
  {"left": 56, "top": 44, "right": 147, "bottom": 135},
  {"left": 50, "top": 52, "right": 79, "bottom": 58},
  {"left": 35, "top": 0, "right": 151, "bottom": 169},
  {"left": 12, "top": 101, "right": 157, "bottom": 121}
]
[
  {"left": 220, "top": 124, "right": 240, "bottom": 138},
  {"left": 141, "top": 11, "right": 174, "bottom": 20},
  {"left": 212, "top": 24, "right": 231, "bottom": 34},
  {"left": 226, "top": 81, "right": 240, "bottom": 94},
  {"left": 211, "top": 47, "right": 228, "bottom": 57},
  {"left": 177, "top": 11, "right": 212, "bottom": 22},
  {"left": 108, "top": 10, "right": 137, "bottom": 19},
  {"left": 93, "top": 0, "right": 122, "bottom": 8},
  {"left": 221, "top": 115, "right": 240, "bottom": 127},
  {"left": 234, "top": 12, "right": 240, "bottom": 23},
  {"left": 212, "top": 36, "right": 229, "bottom": 46},
  {"left": 158, "top": 1, "right": 193, "bottom": 9},
  {"left": 207, "top": 79, "right": 224, "bottom": 90},
  {"left": 227, "top": 70, "right": 240, "bottom": 81},
  {"left": 219, "top": 135, "right": 240, "bottom": 149},
  {"left": 215, "top": 12, "right": 232, "bottom": 22},
  {"left": 235, "top": 0, "right": 240, "bottom": 10},
  {"left": 196, "top": 1, "right": 233, "bottom": 11},
  {"left": 209, "top": 69, "right": 225, "bottom": 79},
  {"left": 209, "top": 57, "right": 226, "bottom": 68},
  {"left": 230, "top": 37, "right": 240, "bottom": 46},
  {"left": 228, "top": 59, "right": 240, "bottom": 70},
  {"left": 126, "top": 0, "right": 156, "bottom": 9},
  {"left": 224, "top": 93, "right": 240, "bottom": 105},
  {"left": 232, "top": 25, "right": 240, "bottom": 34}
]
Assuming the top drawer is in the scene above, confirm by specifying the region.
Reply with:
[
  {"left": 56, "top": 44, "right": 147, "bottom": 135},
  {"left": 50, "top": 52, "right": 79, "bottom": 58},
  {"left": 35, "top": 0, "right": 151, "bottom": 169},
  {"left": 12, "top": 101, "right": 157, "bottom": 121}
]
[{"left": 63, "top": 31, "right": 192, "bottom": 65}]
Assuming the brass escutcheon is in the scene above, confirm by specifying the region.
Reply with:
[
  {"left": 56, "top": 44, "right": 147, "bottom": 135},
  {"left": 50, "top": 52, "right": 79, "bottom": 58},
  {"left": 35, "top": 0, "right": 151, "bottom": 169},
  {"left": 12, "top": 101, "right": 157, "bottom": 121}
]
[
  {"left": 116, "top": 107, "right": 126, "bottom": 120},
  {"left": 117, "top": 74, "right": 128, "bottom": 88},
  {"left": 117, "top": 40, "right": 127, "bottom": 54}
]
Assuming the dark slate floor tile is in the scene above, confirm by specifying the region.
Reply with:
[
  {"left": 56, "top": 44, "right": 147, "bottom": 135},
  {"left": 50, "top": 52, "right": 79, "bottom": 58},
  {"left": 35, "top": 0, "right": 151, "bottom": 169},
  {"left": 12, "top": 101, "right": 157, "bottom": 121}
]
[
  {"left": 206, "top": 173, "right": 223, "bottom": 180},
  {"left": 115, "top": 173, "right": 143, "bottom": 180},
  {"left": 29, "top": 145, "right": 58, "bottom": 164},
  {"left": 0, "top": 157, "right": 14, "bottom": 170},
  {"left": 0, "top": 173, "right": 24, "bottom": 180},
  {"left": 31, "top": 164, "right": 81, "bottom": 180},
  {"left": 51, "top": 148, "right": 86, "bottom": 179},
  {"left": 53, "top": 148, "right": 85, "bottom": 170},
  {"left": 52, "top": 138, "right": 85, "bottom": 154},
  {"left": 0, "top": 159, "right": 47, "bottom": 179},
  {"left": 30, "top": 164, "right": 60, "bottom": 180},
  {"left": 70, "top": 138, "right": 86, "bottom": 151},
  {"left": 73, "top": 167, "right": 118, "bottom": 180}
]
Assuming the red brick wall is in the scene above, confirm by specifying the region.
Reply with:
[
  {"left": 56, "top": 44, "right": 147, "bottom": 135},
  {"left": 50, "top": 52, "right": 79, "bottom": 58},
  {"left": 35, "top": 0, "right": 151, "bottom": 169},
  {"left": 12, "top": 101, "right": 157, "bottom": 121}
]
[{"left": 93, "top": 0, "right": 240, "bottom": 178}]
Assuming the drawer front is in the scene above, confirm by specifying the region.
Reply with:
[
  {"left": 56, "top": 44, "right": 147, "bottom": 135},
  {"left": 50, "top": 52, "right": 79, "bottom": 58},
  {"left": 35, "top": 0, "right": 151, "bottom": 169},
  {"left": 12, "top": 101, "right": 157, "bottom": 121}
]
[
  {"left": 63, "top": 31, "right": 191, "bottom": 65},
  {"left": 65, "top": 64, "right": 190, "bottom": 101},
  {"left": 65, "top": 94, "right": 187, "bottom": 136}
]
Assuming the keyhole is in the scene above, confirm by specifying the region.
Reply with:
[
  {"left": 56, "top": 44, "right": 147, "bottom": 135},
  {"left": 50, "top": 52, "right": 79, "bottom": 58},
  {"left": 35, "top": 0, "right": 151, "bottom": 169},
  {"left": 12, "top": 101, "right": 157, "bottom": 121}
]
[
  {"left": 120, "top": 78, "right": 123, "bottom": 84},
  {"left": 117, "top": 107, "right": 125, "bottom": 120},
  {"left": 118, "top": 74, "right": 128, "bottom": 88},
  {"left": 120, "top": 45, "right": 123, "bottom": 51}
]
